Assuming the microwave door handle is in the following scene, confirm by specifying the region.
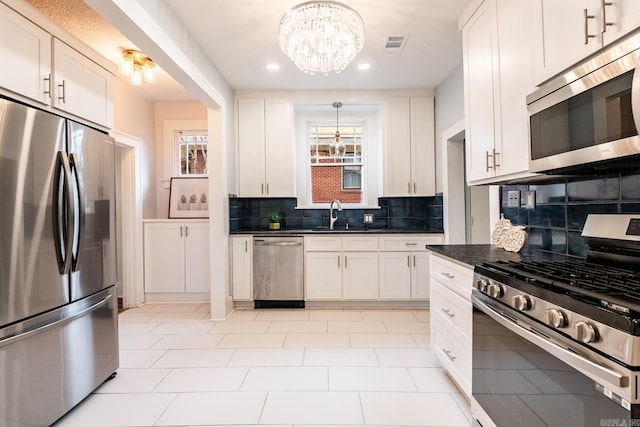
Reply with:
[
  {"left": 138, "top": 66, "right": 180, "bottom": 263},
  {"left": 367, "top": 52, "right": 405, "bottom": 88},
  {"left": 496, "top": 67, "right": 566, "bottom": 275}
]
[
  {"left": 472, "top": 295, "right": 628, "bottom": 388},
  {"left": 632, "top": 55, "right": 640, "bottom": 137}
]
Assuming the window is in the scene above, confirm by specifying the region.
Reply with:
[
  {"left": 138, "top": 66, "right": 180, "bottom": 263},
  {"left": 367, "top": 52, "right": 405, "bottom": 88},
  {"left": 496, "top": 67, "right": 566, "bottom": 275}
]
[
  {"left": 308, "top": 123, "right": 364, "bottom": 203},
  {"left": 177, "top": 131, "right": 208, "bottom": 176}
]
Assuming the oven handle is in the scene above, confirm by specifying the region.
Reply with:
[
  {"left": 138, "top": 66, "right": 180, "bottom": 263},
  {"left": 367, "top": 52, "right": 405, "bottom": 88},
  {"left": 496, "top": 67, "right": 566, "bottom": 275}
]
[{"left": 472, "top": 294, "right": 629, "bottom": 388}]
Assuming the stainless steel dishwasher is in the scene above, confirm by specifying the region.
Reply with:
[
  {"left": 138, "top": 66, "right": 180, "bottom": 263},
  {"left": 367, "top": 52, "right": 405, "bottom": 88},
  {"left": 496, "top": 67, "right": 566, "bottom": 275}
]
[{"left": 253, "top": 235, "right": 304, "bottom": 308}]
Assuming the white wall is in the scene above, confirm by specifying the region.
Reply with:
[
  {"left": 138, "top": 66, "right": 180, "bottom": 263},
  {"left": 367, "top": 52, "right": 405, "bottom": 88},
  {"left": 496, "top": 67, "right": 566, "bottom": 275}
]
[
  {"left": 153, "top": 102, "right": 208, "bottom": 218},
  {"left": 113, "top": 79, "right": 156, "bottom": 218},
  {"left": 434, "top": 63, "right": 465, "bottom": 194}
]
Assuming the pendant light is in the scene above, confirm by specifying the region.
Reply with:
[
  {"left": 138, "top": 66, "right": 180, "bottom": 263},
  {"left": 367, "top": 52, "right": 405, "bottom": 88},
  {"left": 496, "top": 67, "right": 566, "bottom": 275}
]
[{"left": 329, "top": 102, "right": 345, "bottom": 157}]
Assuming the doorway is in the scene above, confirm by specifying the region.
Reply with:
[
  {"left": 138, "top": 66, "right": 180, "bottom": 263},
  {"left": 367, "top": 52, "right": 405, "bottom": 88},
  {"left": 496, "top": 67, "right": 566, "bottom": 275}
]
[
  {"left": 111, "top": 131, "right": 144, "bottom": 309},
  {"left": 442, "top": 120, "right": 490, "bottom": 244}
]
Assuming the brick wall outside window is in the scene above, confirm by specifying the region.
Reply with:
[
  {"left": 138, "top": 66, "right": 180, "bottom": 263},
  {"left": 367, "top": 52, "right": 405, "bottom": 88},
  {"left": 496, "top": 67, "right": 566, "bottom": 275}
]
[{"left": 311, "top": 166, "right": 362, "bottom": 203}]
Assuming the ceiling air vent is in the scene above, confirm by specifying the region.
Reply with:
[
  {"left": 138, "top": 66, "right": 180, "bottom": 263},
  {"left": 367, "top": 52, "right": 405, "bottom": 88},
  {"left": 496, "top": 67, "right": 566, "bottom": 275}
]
[{"left": 384, "top": 35, "right": 409, "bottom": 54}]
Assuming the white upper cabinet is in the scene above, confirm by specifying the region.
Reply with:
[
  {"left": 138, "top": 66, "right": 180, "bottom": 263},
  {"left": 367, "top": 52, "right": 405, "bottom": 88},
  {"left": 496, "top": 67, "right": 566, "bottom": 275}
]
[
  {"left": 461, "top": 0, "right": 533, "bottom": 185},
  {"left": 0, "top": 3, "right": 114, "bottom": 128},
  {"left": 237, "top": 98, "right": 294, "bottom": 197},
  {"left": 532, "top": 0, "right": 640, "bottom": 85},
  {"left": 53, "top": 39, "right": 113, "bottom": 128},
  {"left": 0, "top": 1, "right": 51, "bottom": 104},
  {"left": 383, "top": 97, "right": 435, "bottom": 196}
]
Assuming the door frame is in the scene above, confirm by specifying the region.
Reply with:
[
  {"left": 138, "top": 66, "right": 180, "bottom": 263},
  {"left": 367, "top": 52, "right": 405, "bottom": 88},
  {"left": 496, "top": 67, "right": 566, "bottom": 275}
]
[
  {"left": 441, "top": 119, "right": 467, "bottom": 244},
  {"left": 111, "top": 130, "right": 144, "bottom": 308}
]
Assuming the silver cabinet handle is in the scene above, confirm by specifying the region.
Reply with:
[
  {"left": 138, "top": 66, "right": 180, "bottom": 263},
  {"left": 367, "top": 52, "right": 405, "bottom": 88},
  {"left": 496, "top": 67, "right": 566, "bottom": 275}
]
[
  {"left": 245, "top": 240, "right": 248, "bottom": 252},
  {"left": 440, "top": 272, "right": 455, "bottom": 279},
  {"left": 413, "top": 182, "right": 416, "bottom": 194},
  {"left": 261, "top": 183, "right": 264, "bottom": 195},
  {"left": 58, "top": 80, "right": 66, "bottom": 103},
  {"left": 345, "top": 255, "right": 348, "bottom": 268},
  {"left": 601, "top": 0, "right": 613, "bottom": 33},
  {"left": 180, "top": 226, "right": 183, "bottom": 237},
  {"left": 338, "top": 255, "right": 341, "bottom": 268},
  {"left": 492, "top": 148, "right": 500, "bottom": 168},
  {"left": 185, "top": 226, "right": 189, "bottom": 237},
  {"left": 443, "top": 349, "right": 456, "bottom": 362},
  {"left": 485, "top": 150, "right": 493, "bottom": 171},
  {"left": 266, "top": 183, "right": 269, "bottom": 195},
  {"left": 413, "top": 255, "right": 416, "bottom": 267},
  {"left": 441, "top": 308, "right": 455, "bottom": 319},
  {"left": 44, "top": 74, "right": 52, "bottom": 98},
  {"left": 408, "top": 182, "right": 411, "bottom": 193},
  {"left": 407, "top": 255, "right": 410, "bottom": 267},
  {"left": 584, "top": 9, "right": 597, "bottom": 44},
  {"left": 405, "top": 242, "right": 418, "bottom": 246}
]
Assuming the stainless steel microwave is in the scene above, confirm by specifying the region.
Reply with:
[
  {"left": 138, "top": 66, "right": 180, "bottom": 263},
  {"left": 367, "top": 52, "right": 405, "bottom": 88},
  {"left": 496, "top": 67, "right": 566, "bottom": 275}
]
[{"left": 527, "top": 33, "right": 640, "bottom": 174}]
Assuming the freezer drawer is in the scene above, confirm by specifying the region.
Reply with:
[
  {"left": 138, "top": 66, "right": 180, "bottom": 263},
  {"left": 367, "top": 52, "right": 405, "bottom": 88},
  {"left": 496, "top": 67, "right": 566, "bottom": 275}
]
[
  {"left": 0, "top": 286, "right": 119, "bottom": 427},
  {"left": 253, "top": 236, "right": 304, "bottom": 308}
]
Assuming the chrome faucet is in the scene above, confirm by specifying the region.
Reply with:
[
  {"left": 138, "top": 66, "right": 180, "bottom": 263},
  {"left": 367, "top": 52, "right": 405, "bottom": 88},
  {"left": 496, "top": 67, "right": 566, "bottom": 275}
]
[{"left": 329, "top": 199, "right": 342, "bottom": 230}]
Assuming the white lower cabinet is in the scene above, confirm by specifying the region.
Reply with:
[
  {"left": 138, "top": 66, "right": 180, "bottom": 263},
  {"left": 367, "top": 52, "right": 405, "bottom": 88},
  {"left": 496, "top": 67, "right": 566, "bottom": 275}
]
[
  {"left": 429, "top": 253, "right": 473, "bottom": 397},
  {"left": 231, "top": 235, "right": 252, "bottom": 300},
  {"left": 305, "top": 235, "right": 379, "bottom": 301},
  {"left": 143, "top": 220, "right": 210, "bottom": 295},
  {"left": 378, "top": 235, "right": 444, "bottom": 300}
]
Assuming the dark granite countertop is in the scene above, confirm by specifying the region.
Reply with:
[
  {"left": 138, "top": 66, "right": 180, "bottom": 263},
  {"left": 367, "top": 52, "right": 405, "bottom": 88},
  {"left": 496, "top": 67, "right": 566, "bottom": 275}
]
[
  {"left": 427, "top": 244, "right": 580, "bottom": 269},
  {"left": 231, "top": 228, "right": 444, "bottom": 235}
]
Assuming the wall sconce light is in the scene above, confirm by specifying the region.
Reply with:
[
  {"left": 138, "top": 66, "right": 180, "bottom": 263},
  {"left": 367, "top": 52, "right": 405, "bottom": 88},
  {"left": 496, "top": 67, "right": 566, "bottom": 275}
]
[{"left": 120, "top": 49, "right": 156, "bottom": 86}]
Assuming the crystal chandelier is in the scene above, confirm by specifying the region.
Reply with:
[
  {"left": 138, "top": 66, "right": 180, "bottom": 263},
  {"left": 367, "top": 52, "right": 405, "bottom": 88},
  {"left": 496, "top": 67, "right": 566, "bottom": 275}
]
[
  {"left": 329, "top": 102, "right": 345, "bottom": 157},
  {"left": 279, "top": 1, "right": 365, "bottom": 75},
  {"left": 120, "top": 49, "right": 156, "bottom": 86}
]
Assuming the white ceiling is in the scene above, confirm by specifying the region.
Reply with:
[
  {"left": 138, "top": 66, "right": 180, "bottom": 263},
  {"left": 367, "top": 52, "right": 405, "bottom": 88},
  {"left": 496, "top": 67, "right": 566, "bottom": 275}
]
[{"left": 24, "top": 0, "right": 473, "bottom": 100}]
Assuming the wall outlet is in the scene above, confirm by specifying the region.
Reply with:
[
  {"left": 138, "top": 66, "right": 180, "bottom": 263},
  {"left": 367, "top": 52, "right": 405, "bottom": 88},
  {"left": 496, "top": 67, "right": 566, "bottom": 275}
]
[
  {"left": 364, "top": 213, "right": 373, "bottom": 224},
  {"left": 507, "top": 190, "right": 520, "bottom": 208}
]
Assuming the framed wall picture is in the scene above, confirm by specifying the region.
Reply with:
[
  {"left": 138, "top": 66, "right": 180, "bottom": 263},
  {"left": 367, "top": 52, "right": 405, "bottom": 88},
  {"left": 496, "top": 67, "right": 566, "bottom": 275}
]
[{"left": 168, "top": 177, "right": 209, "bottom": 218}]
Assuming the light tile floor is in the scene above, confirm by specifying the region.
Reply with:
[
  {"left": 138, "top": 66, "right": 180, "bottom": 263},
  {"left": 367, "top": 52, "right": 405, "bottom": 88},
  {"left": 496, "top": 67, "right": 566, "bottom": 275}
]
[{"left": 54, "top": 303, "right": 473, "bottom": 427}]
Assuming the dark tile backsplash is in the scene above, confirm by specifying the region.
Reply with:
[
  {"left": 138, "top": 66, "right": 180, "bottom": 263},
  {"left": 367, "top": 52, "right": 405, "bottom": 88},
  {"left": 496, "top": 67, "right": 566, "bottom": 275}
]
[
  {"left": 229, "top": 195, "right": 444, "bottom": 232},
  {"left": 501, "top": 169, "right": 640, "bottom": 256}
]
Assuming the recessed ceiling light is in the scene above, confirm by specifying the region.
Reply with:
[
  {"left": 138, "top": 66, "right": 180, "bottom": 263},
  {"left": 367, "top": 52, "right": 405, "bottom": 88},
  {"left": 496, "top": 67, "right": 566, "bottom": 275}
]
[
  {"left": 265, "top": 63, "right": 280, "bottom": 71},
  {"left": 357, "top": 62, "right": 371, "bottom": 70}
]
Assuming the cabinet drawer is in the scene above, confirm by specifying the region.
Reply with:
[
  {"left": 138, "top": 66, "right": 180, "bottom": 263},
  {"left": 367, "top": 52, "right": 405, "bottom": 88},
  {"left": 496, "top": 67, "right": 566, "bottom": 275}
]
[
  {"left": 431, "top": 310, "right": 471, "bottom": 397},
  {"left": 430, "top": 283, "right": 472, "bottom": 341},
  {"left": 379, "top": 234, "right": 443, "bottom": 251},
  {"left": 343, "top": 236, "right": 378, "bottom": 251},
  {"left": 430, "top": 254, "right": 473, "bottom": 299},
  {"left": 305, "top": 236, "right": 342, "bottom": 251}
]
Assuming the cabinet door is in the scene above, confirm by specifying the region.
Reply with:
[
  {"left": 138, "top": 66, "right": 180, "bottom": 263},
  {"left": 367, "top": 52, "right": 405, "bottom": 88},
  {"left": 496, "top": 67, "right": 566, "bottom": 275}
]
[
  {"left": 343, "top": 252, "right": 379, "bottom": 300},
  {"left": 383, "top": 98, "right": 412, "bottom": 196},
  {"left": 602, "top": 0, "right": 640, "bottom": 45},
  {"left": 237, "top": 98, "right": 266, "bottom": 196},
  {"left": 185, "top": 222, "right": 210, "bottom": 293},
  {"left": 379, "top": 252, "right": 411, "bottom": 299},
  {"left": 264, "top": 98, "right": 294, "bottom": 197},
  {"left": 0, "top": 2, "right": 51, "bottom": 105},
  {"left": 231, "top": 236, "right": 253, "bottom": 300},
  {"left": 462, "top": 0, "right": 499, "bottom": 182},
  {"left": 144, "top": 223, "right": 185, "bottom": 293},
  {"left": 53, "top": 39, "right": 113, "bottom": 128},
  {"left": 493, "top": 0, "right": 533, "bottom": 177},
  {"left": 410, "top": 252, "right": 430, "bottom": 299},
  {"left": 410, "top": 97, "right": 435, "bottom": 196},
  {"left": 305, "top": 252, "right": 342, "bottom": 300},
  {"left": 533, "top": 0, "right": 601, "bottom": 84}
]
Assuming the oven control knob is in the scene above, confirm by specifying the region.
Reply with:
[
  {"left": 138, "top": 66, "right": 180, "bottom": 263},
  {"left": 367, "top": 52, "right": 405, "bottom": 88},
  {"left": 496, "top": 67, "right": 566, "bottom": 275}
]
[
  {"left": 487, "top": 284, "right": 504, "bottom": 298},
  {"left": 546, "top": 309, "right": 568, "bottom": 328},
  {"left": 576, "top": 321, "right": 599, "bottom": 343},
  {"left": 513, "top": 295, "right": 532, "bottom": 311},
  {"left": 477, "top": 279, "right": 488, "bottom": 292}
]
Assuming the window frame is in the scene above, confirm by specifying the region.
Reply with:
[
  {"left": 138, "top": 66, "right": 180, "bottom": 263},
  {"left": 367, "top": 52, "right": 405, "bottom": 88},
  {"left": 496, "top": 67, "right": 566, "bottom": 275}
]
[{"left": 294, "top": 105, "right": 381, "bottom": 209}]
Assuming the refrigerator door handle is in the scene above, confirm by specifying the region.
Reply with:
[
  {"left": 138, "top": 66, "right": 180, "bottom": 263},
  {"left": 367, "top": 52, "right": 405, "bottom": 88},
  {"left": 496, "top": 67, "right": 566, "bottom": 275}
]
[
  {"left": 69, "top": 153, "right": 85, "bottom": 272},
  {"left": 52, "top": 151, "right": 74, "bottom": 274}
]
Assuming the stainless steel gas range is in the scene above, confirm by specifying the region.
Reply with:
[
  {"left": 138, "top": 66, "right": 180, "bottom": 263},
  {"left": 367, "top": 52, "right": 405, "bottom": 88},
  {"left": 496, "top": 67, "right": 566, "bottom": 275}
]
[{"left": 471, "top": 214, "right": 640, "bottom": 427}]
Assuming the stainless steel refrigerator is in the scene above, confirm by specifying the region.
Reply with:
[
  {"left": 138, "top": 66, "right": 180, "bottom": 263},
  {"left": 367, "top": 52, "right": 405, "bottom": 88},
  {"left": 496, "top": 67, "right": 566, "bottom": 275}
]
[{"left": 0, "top": 96, "right": 119, "bottom": 426}]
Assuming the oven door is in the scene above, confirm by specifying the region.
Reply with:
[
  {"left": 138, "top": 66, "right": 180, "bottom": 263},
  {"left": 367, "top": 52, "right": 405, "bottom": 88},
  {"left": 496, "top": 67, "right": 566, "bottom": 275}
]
[{"left": 472, "top": 291, "right": 639, "bottom": 427}]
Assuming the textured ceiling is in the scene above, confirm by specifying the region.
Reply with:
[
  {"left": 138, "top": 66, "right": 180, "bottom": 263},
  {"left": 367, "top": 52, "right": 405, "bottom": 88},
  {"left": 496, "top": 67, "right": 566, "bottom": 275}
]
[{"left": 24, "top": 0, "right": 195, "bottom": 101}]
